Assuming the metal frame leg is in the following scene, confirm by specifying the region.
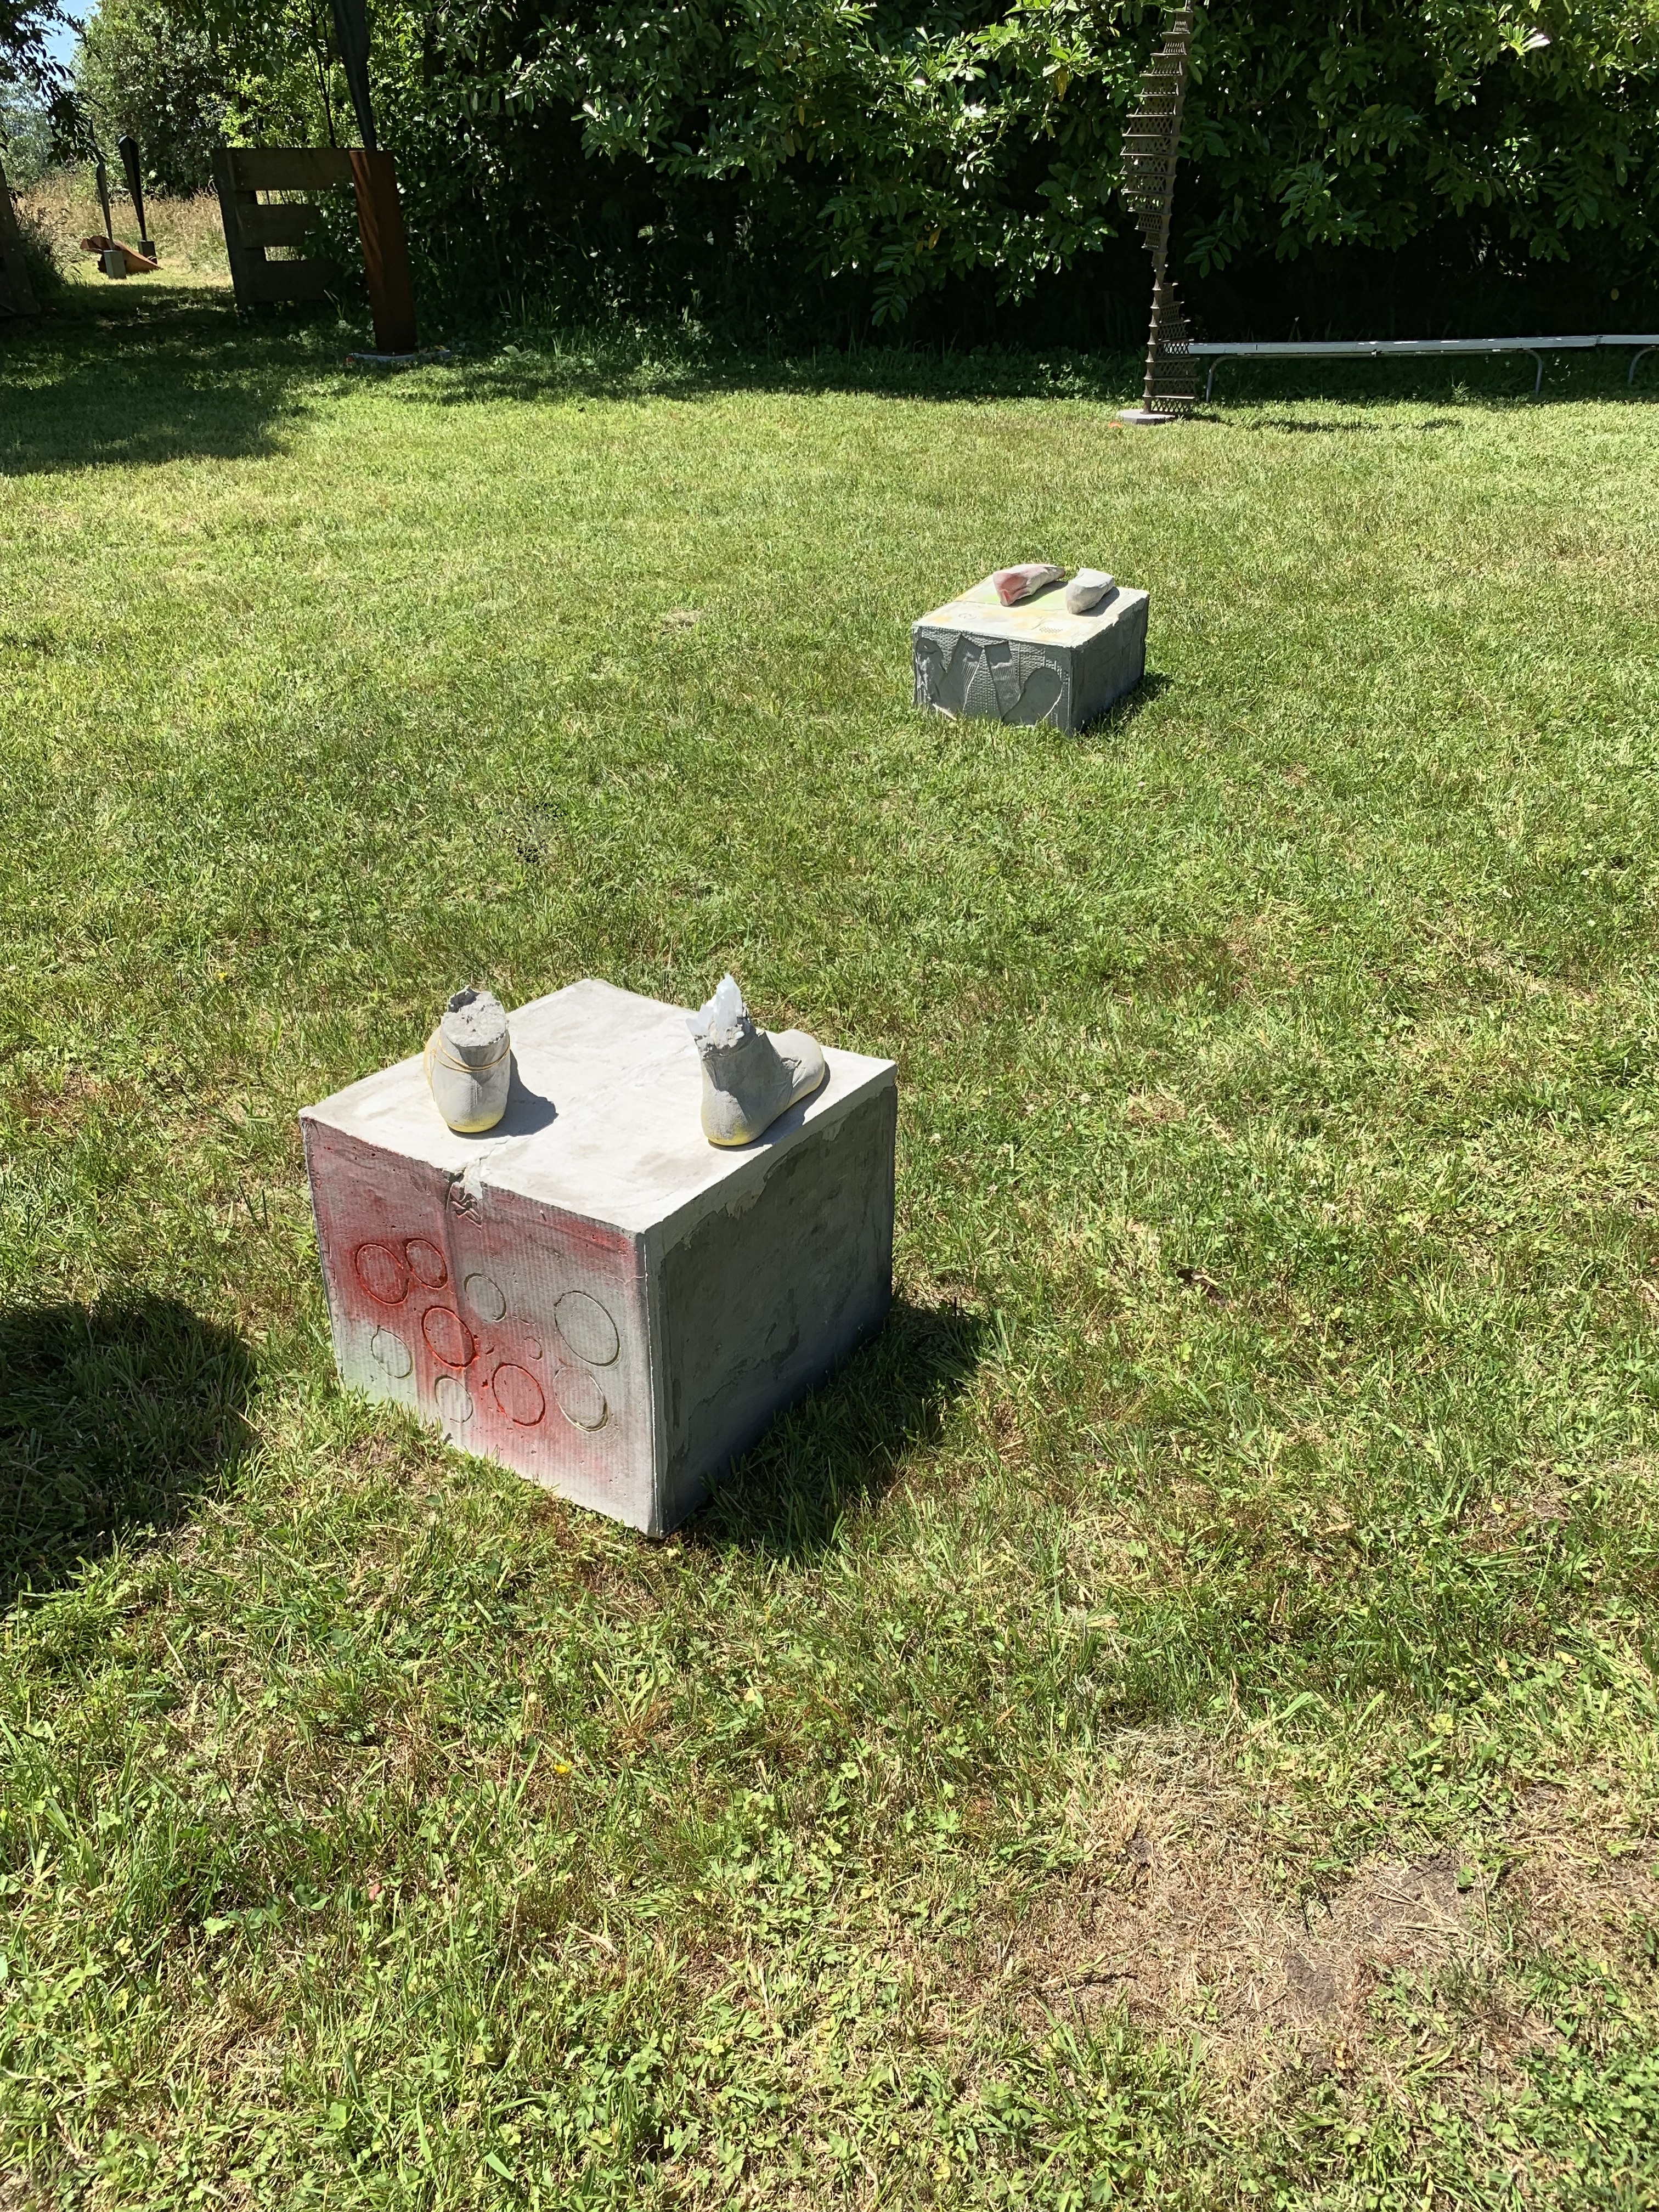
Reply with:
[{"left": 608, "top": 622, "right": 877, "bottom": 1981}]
[
  {"left": 1205, "top": 357, "right": 1226, "bottom": 402},
  {"left": 1632, "top": 346, "right": 1655, "bottom": 388},
  {"left": 1524, "top": 350, "right": 1543, "bottom": 397}
]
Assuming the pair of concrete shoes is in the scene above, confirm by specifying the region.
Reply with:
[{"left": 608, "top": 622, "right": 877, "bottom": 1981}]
[{"left": 426, "top": 975, "right": 825, "bottom": 1148}]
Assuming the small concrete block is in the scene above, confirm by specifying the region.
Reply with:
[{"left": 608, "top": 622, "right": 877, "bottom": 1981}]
[
  {"left": 913, "top": 575, "right": 1149, "bottom": 731},
  {"left": 301, "top": 979, "right": 897, "bottom": 1536}
]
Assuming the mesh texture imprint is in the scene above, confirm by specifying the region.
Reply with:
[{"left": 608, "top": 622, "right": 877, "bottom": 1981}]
[{"left": 1122, "top": 5, "right": 1198, "bottom": 415}]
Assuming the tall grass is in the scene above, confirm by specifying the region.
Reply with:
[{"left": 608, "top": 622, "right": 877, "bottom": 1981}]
[{"left": 19, "top": 168, "right": 228, "bottom": 283}]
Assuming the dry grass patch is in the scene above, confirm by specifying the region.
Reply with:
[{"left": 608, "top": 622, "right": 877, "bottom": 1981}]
[{"left": 949, "top": 1729, "right": 1659, "bottom": 2095}]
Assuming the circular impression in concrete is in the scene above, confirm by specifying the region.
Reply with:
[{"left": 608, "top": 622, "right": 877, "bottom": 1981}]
[
  {"left": 405, "top": 1238, "right": 448, "bottom": 1288},
  {"left": 434, "top": 1374, "right": 475, "bottom": 1424},
  {"left": 354, "top": 1241, "right": 408, "bottom": 1306},
  {"left": 555, "top": 1290, "right": 620, "bottom": 1367},
  {"left": 369, "top": 1328, "right": 413, "bottom": 1379},
  {"left": 492, "top": 1362, "right": 545, "bottom": 1426},
  {"left": 464, "top": 1271, "right": 509, "bottom": 1322},
  {"left": 422, "top": 1306, "right": 475, "bottom": 1369},
  {"left": 554, "top": 1369, "right": 608, "bottom": 1431}
]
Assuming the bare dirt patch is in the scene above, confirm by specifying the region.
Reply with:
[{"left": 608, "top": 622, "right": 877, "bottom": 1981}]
[
  {"left": 953, "top": 1734, "right": 1659, "bottom": 2086},
  {"left": 989, "top": 1813, "right": 1474, "bottom": 2054}
]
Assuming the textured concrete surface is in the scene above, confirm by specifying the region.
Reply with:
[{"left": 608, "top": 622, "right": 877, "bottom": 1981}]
[
  {"left": 302, "top": 979, "right": 897, "bottom": 1534},
  {"left": 913, "top": 574, "right": 1149, "bottom": 731}
]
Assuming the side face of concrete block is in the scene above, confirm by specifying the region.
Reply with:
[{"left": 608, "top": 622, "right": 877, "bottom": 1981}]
[
  {"left": 653, "top": 1074, "right": 898, "bottom": 1528},
  {"left": 1071, "top": 591, "right": 1149, "bottom": 724},
  {"left": 912, "top": 580, "right": 1149, "bottom": 732},
  {"left": 303, "top": 1120, "right": 659, "bottom": 1528}
]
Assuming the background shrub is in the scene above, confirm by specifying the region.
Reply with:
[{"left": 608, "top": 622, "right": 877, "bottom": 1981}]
[{"left": 60, "top": 0, "right": 1659, "bottom": 339}]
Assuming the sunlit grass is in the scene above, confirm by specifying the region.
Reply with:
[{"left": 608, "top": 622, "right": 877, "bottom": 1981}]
[{"left": 2, "top": 282, "right": 1657, "bottom": 2208}]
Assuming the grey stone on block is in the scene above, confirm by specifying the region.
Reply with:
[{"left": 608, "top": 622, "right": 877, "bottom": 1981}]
[
  {"left": 913, "top": 574, "right": 1149, "bottom": 732},
  {"left": 301, "top": 979, "right": 896, "bottom": 1536}
]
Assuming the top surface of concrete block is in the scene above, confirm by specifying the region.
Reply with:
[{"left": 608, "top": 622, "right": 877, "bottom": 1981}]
[
  {"left": 913, "top": 574, "right": 1149, "bottom": 648},
  {"left": 302, "top": 979, "right": 895, "bottom": 1244}
]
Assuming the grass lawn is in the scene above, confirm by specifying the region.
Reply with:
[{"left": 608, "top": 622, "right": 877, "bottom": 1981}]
[{"left": 2, "top": 274, "right": 1658, "bottom": 2209}]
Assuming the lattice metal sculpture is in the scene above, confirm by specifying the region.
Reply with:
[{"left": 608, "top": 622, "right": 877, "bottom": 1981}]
[{"left": 1121, "top": 3, "right": 1198, "bottom": 419}]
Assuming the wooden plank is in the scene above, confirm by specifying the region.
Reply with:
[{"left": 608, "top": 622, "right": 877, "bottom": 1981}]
[
  {"left": 349, "top": 148, "right": 417, "bottom": 354},
  {"left": 0, "top": 149, "right": 41, "bottom": 318},
  {"left": 235, "top": 260, "right": 333, "bottom": 305},
  {"left": 224, "top": 146, "right": 353, "bottom": 193},
  {"left": 235, "top": 202, "right": 319, "bottom": 249},
  {"left": 211, "top": 148, "right": 265, "bottom": 314}
]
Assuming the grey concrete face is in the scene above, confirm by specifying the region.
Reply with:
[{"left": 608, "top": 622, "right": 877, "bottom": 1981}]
[
  {"left": 302, "top": 979, "right": 896, "bottom": 1536},
  {"left": 913, "top": 574, "right": 1149, "bottom": 732},
  {"left": 657, "top": 1076, "right": 895, "bottom": 1530}
]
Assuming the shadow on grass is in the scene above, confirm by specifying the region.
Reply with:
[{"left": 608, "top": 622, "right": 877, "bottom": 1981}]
[
  {"left": 696, "top": 1295, "right": 986, "bottom": 1563},
  {"left": 3, "top": 285, "right": 1146, "bottom": 444},
  {"left": 1206, "top": 357, "right": 1656, "bottom": 413},
  {"left": 1082, "top": 668, "right": 1173, "bottom": 741},
  {"left": 13, "top": 287, "right": 1643, "bottom": 464},
  {"left": 0, "top": 1297, "right": 255, "bottom": 1609},
  {"left": 0, "top": 280, "right": 347, "bottom": 476},
  {"left": 1246, "top": 415, "right": 1386, "bottom": 436},
  {"left": 396, "top": 330, "right": 1148, "bottom": 409},
  {"left": 398, "top": 335, "right": 1657, "bottom": 414}
]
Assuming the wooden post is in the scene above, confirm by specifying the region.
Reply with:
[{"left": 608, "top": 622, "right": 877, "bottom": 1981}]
[
  {"left": 349, "top": 149, "right": 417, "bottom": 355},
  {"left": 0, "top": 151, "right": 40, "bottom": 318}
]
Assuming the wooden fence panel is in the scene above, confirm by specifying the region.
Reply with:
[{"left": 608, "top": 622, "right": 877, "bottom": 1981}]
[
  {"left": 212, "top": 141, "right": 419, "bottom": 354},
  {"left": 222, "top": 148, "right": 353, "bottom": 194},
  {"left": 213, "top": 145, "right": 346, "bottom": 318},
  {"left": 234, "top": 204, "right": 320, "bottom": 250}
]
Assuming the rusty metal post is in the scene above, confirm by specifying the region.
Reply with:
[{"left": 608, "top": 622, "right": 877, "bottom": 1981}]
[{"left": 349, "top": 148, "right": 417, "bottom": 355}]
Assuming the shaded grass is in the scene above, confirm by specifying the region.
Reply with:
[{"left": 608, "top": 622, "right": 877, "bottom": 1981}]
[{"left": 1, "top": 282, "right": 1657, "bottom": 2207}]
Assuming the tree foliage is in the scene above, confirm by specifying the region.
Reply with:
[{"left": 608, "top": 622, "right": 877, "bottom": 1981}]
[
  {"left": 70, "top": 0, "right": 1659, "bottom": 329},
  {"left": 388, "top": 0, "right": 1659, "bottom": 325},
  {"left": 75, "top": 0, "right": 357, "bottom": 190},
  {"left": 76, "top": 0, "right": 227, "bottom": 190},
  {"left": 1, "top": 0, "right": 63, "bottom": 96}
]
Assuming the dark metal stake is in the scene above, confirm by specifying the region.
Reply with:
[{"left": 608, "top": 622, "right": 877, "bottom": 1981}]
[
  {"left": 94, "top": 155, "right": 115, "bottom": 246},
  {"left": 117, "top": 134, "right": 156, "bottom": 259}
]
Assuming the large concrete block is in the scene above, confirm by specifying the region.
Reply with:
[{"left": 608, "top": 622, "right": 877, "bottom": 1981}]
[
  {"left": 913, "top": 575, "right": 1149, "bottom": 732},
  {"left": 302, "top": 980, "right": 896, "bottom": 1534}
]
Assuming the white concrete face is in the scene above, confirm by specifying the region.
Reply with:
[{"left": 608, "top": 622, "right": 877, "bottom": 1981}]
[
  {"left": 302, "top": 979, "right": 898, "bottom": 1534},
  {"left": 913, "top": 574, "right": 1149, "bottom": 732}
]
